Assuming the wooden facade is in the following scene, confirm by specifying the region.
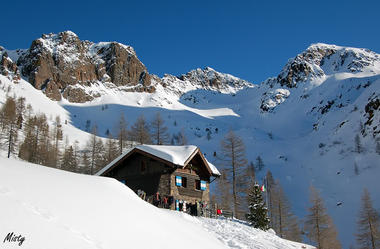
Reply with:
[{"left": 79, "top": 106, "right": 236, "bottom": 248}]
[{"left": 97, "top": 146, "right": 219, "bottom": 210}]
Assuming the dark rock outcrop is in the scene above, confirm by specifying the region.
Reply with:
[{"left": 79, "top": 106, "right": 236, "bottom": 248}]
[
  {"left": 0, "top": 47, "right": 21, "bottom": 81},
  {"left": 17, "top": 31, "right": 152, "bottom": 102}
]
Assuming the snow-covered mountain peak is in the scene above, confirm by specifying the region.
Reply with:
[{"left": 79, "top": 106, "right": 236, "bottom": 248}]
[
  {"left": 276, "top": 43, "right": 380, "bottom": 89},
  {"left": 259, "top": 44, "right": 380, "bottom": 112},
  {"left": 1, "top": 32, "right": 254, "bottom": 103},
  {"left": 40, "top": 30, "right": 79, "bottom": 44},
  {"left": 180, "top": 67, "right": 253, "bottom": 91},
  {"left": 159, "top": 67, "right": 253, "bottom": 97}
]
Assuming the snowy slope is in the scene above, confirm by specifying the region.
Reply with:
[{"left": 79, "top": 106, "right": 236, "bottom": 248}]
[
  {"left": 1, "top": 40, "right": 379, "bottom": 248},
  {"left": 0, "top": 156, "right": 314, "bottom": 249}
]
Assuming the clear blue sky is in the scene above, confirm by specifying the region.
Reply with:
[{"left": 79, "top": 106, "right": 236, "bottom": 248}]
[{"left": 2, "top": 0, "right": 379, "bottom": 83}]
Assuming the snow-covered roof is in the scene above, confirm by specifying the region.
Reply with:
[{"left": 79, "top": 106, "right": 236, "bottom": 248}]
[
  {"left": 137, "top": 145, "right": 198, "bottom": 166},
  {"left": 95, "top": 144, "right": 221, "bottom": 176},
  {"left": 205, "top": 160, "right": 220, "bottom": 176}
]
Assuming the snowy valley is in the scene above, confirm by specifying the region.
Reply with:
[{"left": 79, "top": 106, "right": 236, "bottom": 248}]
[{"left": 0, "top": 31, "right": 379, "bottom": 248}]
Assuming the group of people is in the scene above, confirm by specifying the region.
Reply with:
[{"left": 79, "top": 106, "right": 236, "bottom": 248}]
[
  {"left": 175, "top": 200, "right": 209, "bottom": 217},
  {"left": 150, "top": 191, "right": 174, "bottom": 209},
  {"left": 136, "top": 189, "right": 211, "bottom": 217}
]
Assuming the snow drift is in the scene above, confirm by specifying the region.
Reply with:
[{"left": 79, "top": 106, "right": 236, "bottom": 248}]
[{"left": 0, "top": 156, "right": 313, "bottom": 249}]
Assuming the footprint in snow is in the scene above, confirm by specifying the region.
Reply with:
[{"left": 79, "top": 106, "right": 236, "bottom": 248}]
[
  {"left": 22, "top": 202, "right": 56, "bottom": 221},
  {"left": 64, "top": 226, "right": 103, "bottom": 249}
]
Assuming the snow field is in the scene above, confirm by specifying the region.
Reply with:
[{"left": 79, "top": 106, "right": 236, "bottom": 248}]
[{"left": 0, "top": 156, "right": 313, "bottom": 249}]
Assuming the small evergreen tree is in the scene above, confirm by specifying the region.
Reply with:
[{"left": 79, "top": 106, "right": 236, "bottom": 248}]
[
  {"left": 255, "top": 156, "right": 265, "bottom": 171},
  {"left": 247, "top": 183, "right": 270, "bottom": 230}
]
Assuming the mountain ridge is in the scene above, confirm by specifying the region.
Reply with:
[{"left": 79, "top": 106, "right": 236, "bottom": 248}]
[
  {"left": 0, "top": 31, "right": 253, "bottom": 103},
  {"left": 0, "top": 32, "right": 379, "bottom": 248}
]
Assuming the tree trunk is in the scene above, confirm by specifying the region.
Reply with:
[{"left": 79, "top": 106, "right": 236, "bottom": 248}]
[
  {"left": 231, "top": 144, "right": 238, "bottom": 218},
  {"left": 367, "top": 211, "right": 375, "bottom": 249},
  {"left": 7, "top": 123, "right": 13, "bottom": 158}
]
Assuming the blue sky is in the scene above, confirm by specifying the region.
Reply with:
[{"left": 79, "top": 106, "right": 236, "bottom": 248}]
[{"left": 2, "top": 0, "right": 379, "bottom": 83}]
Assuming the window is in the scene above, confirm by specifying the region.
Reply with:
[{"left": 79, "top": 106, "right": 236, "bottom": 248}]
[
  {"left": 176, "top": 176, "right": 187, "bottom": 188},
  {"left": 176, "top": 176, "right": 182, "bottom": 186},
  {"left": 195, "top": 179, "right": 201, "bottom": 190},
  {"left": 195, "top": 180, "right": 206, "bottom": 191},
  {"left": 200, "top": 180, "right": 207, "bottom": 191},
  {"left": 182, "top": 177, "right": 187, "bottom": 188}
]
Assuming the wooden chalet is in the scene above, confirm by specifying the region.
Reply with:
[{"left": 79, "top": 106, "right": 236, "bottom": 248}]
[{"left": 96, "top": 145, "right": 220, "bottom": 211}]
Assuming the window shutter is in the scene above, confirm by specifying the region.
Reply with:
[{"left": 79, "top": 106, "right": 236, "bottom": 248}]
[
  {"left": 200, "top": 180, "right": 207, "bottom": 191},
  {"left": 175, "top": 176, "right": 182, "bottom": 186}
]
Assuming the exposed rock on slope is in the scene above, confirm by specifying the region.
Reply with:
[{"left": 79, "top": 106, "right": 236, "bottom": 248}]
[
  {"left": 2, "top": 31, "right": 252, "bottom": 102},
  {"left": 276, "top": 43, "right": 380, "bottom": 88},
  {"left": 161, "top": 67, "right": 253, "bottom": 97},
  {"left": 0, "top": 47, "right": 20, "bottom": 82},
  {"left": 16, "top": 31, "right": 152, "bottom": 102},
  {"left": 260, "top": 43, "right": 380, "bottom": 112}
]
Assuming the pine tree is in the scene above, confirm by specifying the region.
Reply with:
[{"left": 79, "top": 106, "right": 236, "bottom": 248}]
[
  {"left": 271, "top": 181, "right": 302, "bottom": 241},
  {"left": 356, "top": 188, "right": 380, "bottom": 249},
  {"left": 151, "top": 112, "right": 169, "bottom": 145},
  {"left": 61, "top": 145, "right": 77, "bottom": 172},
  {"left": 51, "top": 115, "right": 63, "bottom": 168},
  {"left": 0, "top": 97, "right": 18, "bottom": 158},
  {"left": 255, "top": 156, "right": 265, "bottom": 171},
  {"left": 240, "top": 162, "right": 256, "bottom": 217},
  {"left": 304, "top": 186, "right": 341, "bottom": 249},
  {"left": 266, "top": 170, "right": 275, "bottom": 227},
  {"left": 81, "top": 149, "right": 91, "bottom": 174},
  {"left": 243, "top": 162, "right": 256, "bottom": 200},
  {"left": 246, "top": 183, "right": 270, "bottom": 230},
  {"left": 130, "top": 115, "right": 151, "bottom": 144},
  {"left": 35, "top": 114, "right": 52, "bottom": 166},
  {"left": 220, "top": 130, "right": 247, "bottom": 219},
  {"left": 117, "top": 113, "right": 128, "bottom": 154},
  {"left": 19, "top": 114, "right": 51, "bottom": 165},
  {"left": 87, "top": 126, "right": 105, "bottom": 174},
  {"left": 104, "top": 134, "right": 119, "bottom": 164},
  {"left": 93, "top": 139, "right": 105, "bottom": 173},
  {"left": 216, "top": 169, "right": 233, "bottom": 211},
  {"left": 15, "top": 97, "right": 26, "bottom": 129}
]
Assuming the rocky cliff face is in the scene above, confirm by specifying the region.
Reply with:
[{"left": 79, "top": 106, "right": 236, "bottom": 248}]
[
  {"left": 1, "top": 31, "right": 253, "bottom": 103},
  {"left": 0, "top": 47, "right": 20, "bottom": 82},
  {"left": 15, "top": 31, "right": 152, "bottom": 102}
]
